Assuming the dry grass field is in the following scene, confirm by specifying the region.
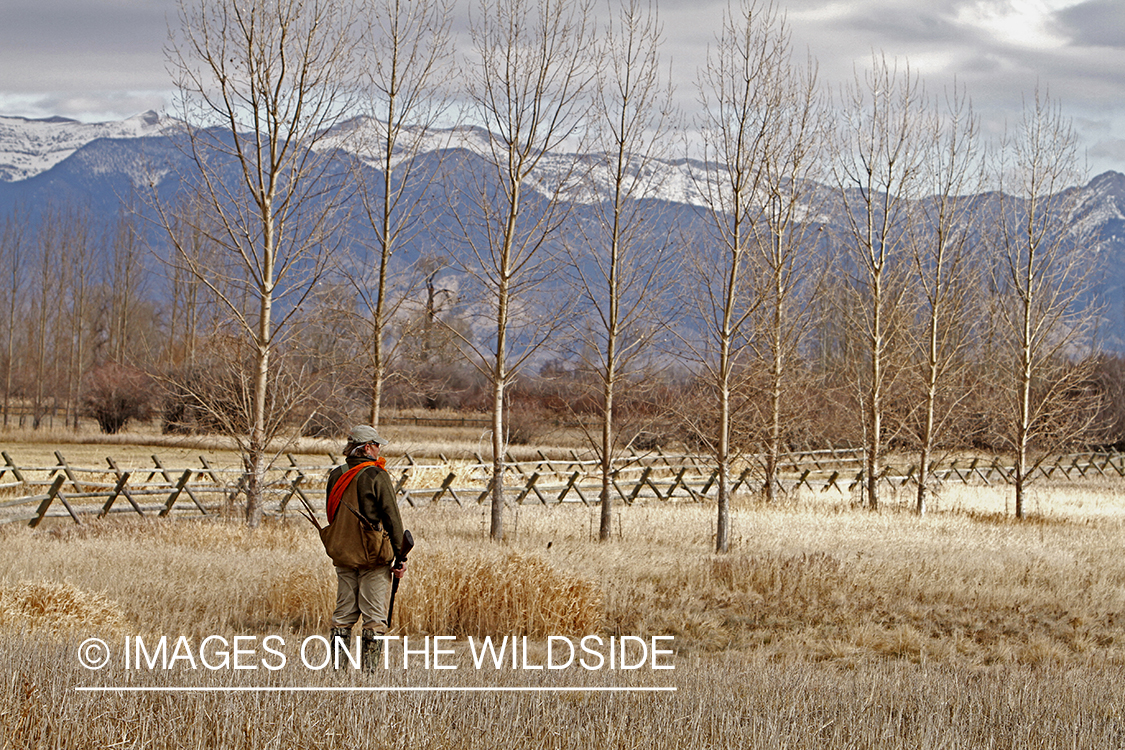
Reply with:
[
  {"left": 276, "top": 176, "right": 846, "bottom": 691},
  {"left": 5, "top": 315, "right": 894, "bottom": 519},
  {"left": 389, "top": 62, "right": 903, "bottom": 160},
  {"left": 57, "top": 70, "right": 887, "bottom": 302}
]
[
  {"left": 0, "top": 411, "right": 588, "bottom": 470},
  {"left": 3, "top": 426, "right": 1125, "bottom": 747}
]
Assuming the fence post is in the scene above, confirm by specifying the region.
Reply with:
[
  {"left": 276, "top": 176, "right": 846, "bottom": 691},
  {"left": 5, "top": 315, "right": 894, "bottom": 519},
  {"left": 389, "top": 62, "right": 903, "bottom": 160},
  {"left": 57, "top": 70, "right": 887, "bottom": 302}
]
[
  {"left": 556, "top": 471, "right": 585, "bottom": 505},
  {"left": 610, "top": 470, "right": 630, "bottom": 503},
  {"left": 1113, "top": 454, "right": 1125, "bottom": 478},
  {"left": 730, "top": 467, "right": 754, "bottom": 494},
  {"left": 432, "top": 473, "right": 457, "bottom": 505},
  {"left": 700, "top": 469, "right": 719, "bottom": 497},
  {"left": 474, "top": 476, "right": 494, "bottom": 506},
  {"left": 665, "top": 467, "right": 689, "bottom": 499},
  {"left": 898, "top": 466, "right": 915, "bottom": 488},
  {"left": 643, "top": 470, "right": 668, "bottom": 501},
  {"left": 2, "top": 451, "right": 30, "bottom": 491},
  {"left": 513, "top": 474, "right": 546, "bottom": 503},
  {"left": 99, "top": 471, "right": 137, "bottom": 519},
  {"left": 29, "top": 475, "right": 67, "bottom": 528},
  {"left": 513, "top": 473, "right": 541, "bottom": 505},
  {"left": 200, "top": 456, "right": 223, "bottom": 484},
  {"left": 54, "top": 451, "right": 87, "bottom": 494},
  {"left": 154, "top": 455, "right": 208, "bottom": 516},
  {"left": 106, "top": 458, "right": 145, "bottom": 516},
  {"left": 394, "top": 468, "right": 411, "bottom": 495},
  {"left": 627, "top": 467, "right": 652, "bottom": 505},
  {"left": 278, "top": 474, "right": 303, "bottom": 512},
  {"left": 160, "top": 470, "right": 194, "bottom": 517}
]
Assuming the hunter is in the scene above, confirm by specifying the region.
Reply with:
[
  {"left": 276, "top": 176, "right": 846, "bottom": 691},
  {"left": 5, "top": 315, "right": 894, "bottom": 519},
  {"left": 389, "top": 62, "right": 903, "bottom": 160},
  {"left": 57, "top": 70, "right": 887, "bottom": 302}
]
[{"left": 323, "top": 425, "right": 407, "bottom": 671}]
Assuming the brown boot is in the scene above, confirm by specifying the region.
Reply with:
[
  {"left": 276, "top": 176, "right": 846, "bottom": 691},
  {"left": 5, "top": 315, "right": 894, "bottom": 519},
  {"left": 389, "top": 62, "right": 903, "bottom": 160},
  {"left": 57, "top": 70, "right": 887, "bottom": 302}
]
[
  {"left": 330, "top": 627, "right": 354, "bottom": 670},
  {"left": 361, "top": 630, "right": 384, "bottom": 673}
]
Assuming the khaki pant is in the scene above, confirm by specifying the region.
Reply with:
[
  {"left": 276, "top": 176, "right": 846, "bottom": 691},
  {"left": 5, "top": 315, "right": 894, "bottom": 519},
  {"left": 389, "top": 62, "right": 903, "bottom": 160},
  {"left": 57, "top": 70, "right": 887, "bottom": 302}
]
[{"left": 332, "top": 565, "right": 392, "bottom": 632}]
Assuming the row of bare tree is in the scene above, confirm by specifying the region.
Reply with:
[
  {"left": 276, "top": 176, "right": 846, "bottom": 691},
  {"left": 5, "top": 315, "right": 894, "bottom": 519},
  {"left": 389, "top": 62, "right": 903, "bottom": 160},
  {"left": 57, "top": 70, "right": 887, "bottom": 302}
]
[
  {"left": 0, "top": 203, "right": 158, "bottom": 431},
  {"left": 0, "top": 0, "right": 1103, "bottom": 549}
]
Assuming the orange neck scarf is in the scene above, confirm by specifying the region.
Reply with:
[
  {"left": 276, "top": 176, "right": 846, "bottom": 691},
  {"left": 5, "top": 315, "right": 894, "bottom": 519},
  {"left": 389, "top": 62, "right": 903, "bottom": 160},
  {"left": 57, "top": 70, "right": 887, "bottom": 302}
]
[{"left": 326, "top": 459, "right": 384, "bottom": 523}]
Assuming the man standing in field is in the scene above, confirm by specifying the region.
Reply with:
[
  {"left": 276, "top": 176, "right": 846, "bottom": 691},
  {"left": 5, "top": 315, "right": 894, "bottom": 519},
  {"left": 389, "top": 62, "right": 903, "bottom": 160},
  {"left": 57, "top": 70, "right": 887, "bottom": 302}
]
[{"left": 324, "top": 425, "right": 407, "bottom": 671}]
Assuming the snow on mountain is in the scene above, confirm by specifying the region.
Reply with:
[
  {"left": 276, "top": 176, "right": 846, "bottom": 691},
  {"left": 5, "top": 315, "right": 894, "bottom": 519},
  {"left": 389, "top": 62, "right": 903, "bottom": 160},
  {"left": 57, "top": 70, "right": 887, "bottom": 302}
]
[
  {"left": 1074, "top": 170, "right": 1125, "bottom": 244},
  {"left": 0, "top": 111, "right": 784, "bottom": 213},
  {"left": 313, "top": 116, "right": 716, "bottom": 208},
  {"left": 1, "top": 110, "right": 1120, "bottom": 240},
  {"left": 0, "top": 111, "right": 170, "bottom": 183}
]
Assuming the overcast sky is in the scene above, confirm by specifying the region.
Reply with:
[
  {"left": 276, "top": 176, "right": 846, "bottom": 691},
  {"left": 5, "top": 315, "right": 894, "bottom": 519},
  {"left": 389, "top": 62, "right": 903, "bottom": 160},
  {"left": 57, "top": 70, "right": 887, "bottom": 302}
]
[{"left": 1, "top": 0, "right": 1123, "bottom": 176}]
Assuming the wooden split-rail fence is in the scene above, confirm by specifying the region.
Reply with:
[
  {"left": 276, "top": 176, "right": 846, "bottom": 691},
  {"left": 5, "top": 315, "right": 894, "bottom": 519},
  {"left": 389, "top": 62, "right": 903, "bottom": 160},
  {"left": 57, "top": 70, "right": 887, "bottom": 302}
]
[{"left": 2, "top": 447, "right": 1124, "bottom": 527}]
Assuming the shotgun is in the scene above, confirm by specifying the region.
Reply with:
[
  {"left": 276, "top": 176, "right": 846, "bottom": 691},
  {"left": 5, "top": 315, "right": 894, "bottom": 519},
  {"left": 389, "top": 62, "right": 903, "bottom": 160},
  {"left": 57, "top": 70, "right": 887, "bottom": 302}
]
[{"left": 386, "top": 529, "right": 414, "bottom": 629}]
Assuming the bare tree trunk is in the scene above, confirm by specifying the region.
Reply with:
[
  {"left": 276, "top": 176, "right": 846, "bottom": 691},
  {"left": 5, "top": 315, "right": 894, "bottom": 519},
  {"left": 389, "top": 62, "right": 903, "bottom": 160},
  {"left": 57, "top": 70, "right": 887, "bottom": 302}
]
[
  {"left": 909, "top": 89, "right": 982, "bottom": 515},
  {"left": 454, "top": 0, "right": 594, "bottom": 541},
  {"left": 717, "top": 334, "right": 733, "bottom": 552},
  {"left": 763, "top": 272, "right": 783, "bottom": 503},
  {"left": 691, "top": 0, "right": 789, "bottom": 551},
  {"left": 32, "top": 206, "right": 57, "bottom": 429},
  {"left": 65, "top": 209, "right": 93, "bottom": 431},
  {"left": 866, "top": 270, "right": 883, "bottom": 510},
  {"left": 1, "top": 210, "right": 22, "bottom": 427},
  {"left": 754, "top": 62, "right": 829, "bottom": 503},
  {"left": 992, "top": 89, "right": 1098, "bottom": 519},
  {"left": 350, "top": 0, "right": 453, "bottom": 430},
  {"left": 599, "top": 367, "right": 614, "bottom": 541},
  {"left": 160, "top": 0, "right": 362, "bottom": 527},
  {"left": 559, "top": 0, "right": 675, "bottom": 543},
  {"left": 833, "top": 55, "right": 929, "bottom": 510},
  {"left": 491, "top": 352, "right": 506, "bottom": 539},
  {"left": 915, "top": 312, "right": 939, "bottom": 515},
  {"left": 1016, "top": 298, "right": 1033, "bottom": 519}
]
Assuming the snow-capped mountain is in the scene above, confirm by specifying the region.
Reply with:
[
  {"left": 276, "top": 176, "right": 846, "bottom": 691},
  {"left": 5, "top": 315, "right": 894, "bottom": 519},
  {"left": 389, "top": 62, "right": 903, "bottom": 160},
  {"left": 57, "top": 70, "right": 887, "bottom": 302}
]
[
  {"left": 2, "top": 111, "right": 1125, "bottom": 347},
  {"left": 312, "top": 115, "right": 715, "bottom": 208},
  {"left": 0, "top": 111, "right": 170, "bottom": 183}
]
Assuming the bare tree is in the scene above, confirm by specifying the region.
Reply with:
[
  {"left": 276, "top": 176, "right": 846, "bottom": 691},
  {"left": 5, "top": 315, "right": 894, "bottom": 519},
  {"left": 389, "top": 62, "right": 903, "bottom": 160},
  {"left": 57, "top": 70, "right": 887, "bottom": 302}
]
[
  {"left": 451, "top": 0, "right": 596, "bottom": 540},
  {"left": 164, "top": 196, "right": 220, "bottom": 373},
  {"left": 31, "top": 202, "right": 65, "bottom": 428},
  {"left": 61, "top": 203, "right": 97, "bottom": 429},
  {"left": 990, "top": 89, "right": 1099, "bottom": 518},
  {"left": 347, "top": 0, "right": 456, "bottom": 428},
  {"left": 394, "top": 254, "right": 469, "bottom": 406},
  {"left": 1, "top": 206, "right": 27, "bottom": 427},
  {"left": 832, "top": 55, "right": 931, "bottom": 510},
  {"left": 566, "top": 0, "right": 677, "bottom": 541},
  {"left": 747, "top": 45, "right": 830, "bottom": 504},
  {"left": 907, "top": 86, "right": 985, "bottom": 515},
  {"left": 689, "top": 0, "right": 792, "bottom": 552},
  {"left": 102, "top": 209, "right": 149, "bottom": 366},
  {"left": 159, "top": 0, "right": 363, "bottom": 526}
]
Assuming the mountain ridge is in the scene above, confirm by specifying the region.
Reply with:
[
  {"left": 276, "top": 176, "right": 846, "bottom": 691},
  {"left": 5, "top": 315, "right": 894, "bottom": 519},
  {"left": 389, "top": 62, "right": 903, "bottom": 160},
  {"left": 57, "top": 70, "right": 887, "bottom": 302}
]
[{"left": 2, "top": 112, "right": 1124, "bottom": 349}]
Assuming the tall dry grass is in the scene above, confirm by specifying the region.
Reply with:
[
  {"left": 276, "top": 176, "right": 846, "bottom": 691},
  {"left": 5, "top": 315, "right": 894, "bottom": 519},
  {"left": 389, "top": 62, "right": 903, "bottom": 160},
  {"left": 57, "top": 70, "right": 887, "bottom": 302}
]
[
  {"left": 4, "top": 639, "right": 1125, "bottom": 749},
  {"left": 4, "top": 483, "right": 1125, "bottom": 747}
]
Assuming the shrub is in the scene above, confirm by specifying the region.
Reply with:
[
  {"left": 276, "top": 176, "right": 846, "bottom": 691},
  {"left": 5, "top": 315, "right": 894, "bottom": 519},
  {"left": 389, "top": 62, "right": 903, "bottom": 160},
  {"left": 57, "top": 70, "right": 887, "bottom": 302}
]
[{"left": 81, "top": 363, "right": 154, "bottom": 434}]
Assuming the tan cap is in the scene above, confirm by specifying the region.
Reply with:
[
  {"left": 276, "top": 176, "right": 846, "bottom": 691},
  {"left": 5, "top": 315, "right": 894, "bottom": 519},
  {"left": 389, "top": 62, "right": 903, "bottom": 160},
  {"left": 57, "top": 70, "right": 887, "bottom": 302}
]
[{"left": 348, "top": 425, "right": 388, "bottom": 445}]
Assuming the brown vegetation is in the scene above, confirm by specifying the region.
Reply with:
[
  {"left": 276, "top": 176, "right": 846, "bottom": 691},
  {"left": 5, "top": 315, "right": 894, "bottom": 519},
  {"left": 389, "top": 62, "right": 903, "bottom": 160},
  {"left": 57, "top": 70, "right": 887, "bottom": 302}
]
[{"left": 3, "top": 482, "right": 1125, "bottom": 746}]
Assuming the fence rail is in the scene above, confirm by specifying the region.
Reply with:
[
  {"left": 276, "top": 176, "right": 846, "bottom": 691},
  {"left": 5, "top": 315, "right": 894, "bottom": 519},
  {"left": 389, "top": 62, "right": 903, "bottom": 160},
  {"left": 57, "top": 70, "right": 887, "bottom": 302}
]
[{"left": 2, "top": 447, "right": 1124, "bottom": 527}]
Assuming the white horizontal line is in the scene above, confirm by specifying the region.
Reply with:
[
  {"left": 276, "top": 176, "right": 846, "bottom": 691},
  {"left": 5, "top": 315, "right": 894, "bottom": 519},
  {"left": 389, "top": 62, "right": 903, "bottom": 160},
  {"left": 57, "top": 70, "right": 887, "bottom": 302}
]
[{"left": 76, "top": 686, "right": 676, "bottom": 693}]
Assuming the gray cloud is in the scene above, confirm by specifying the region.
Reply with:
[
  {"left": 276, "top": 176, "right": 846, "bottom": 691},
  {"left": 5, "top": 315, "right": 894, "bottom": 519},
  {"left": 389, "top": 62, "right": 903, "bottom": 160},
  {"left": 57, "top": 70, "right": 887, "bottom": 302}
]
[
  {"left": 1, "top": 0, "right": 1123, "bottom": 174},
  {"left": 833, "top": 6, "right": 964, "bottom": 45},
  {"left": 1089, "top": 138, "right": 1125, "bottom": 162},
  {"left": 1059, "top": 0, "right": 1125, "bottom": 49},
  {"left": 0, "top": 0, "right": 170, "bottom": 93}
]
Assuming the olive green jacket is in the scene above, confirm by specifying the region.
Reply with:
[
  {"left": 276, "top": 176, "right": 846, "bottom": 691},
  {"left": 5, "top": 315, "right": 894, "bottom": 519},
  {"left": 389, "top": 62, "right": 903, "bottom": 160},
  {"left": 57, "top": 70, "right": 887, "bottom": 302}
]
[{"left": 325, "top": 456, "right": 405, "bottom": 563}]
